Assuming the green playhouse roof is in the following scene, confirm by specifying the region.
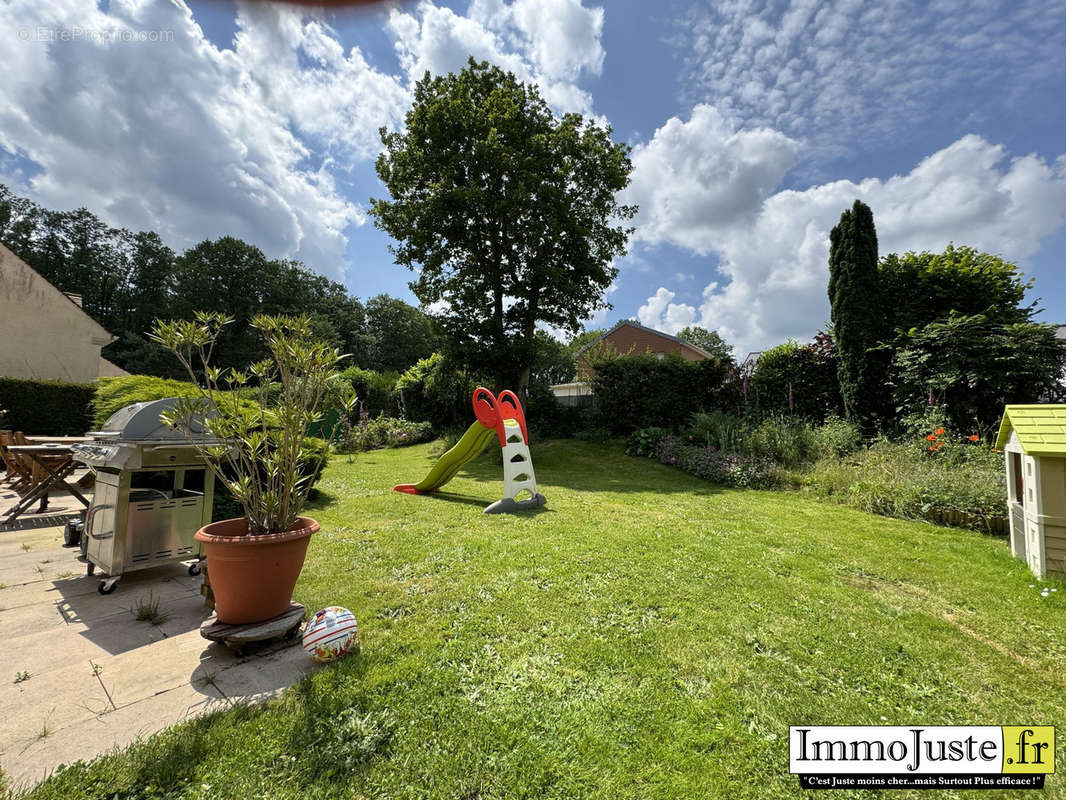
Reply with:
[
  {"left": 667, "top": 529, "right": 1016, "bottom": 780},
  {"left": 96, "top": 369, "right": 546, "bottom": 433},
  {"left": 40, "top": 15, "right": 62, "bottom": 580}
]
[{"left": 995, "top": 405, "right": 1066, "bottom": 455}]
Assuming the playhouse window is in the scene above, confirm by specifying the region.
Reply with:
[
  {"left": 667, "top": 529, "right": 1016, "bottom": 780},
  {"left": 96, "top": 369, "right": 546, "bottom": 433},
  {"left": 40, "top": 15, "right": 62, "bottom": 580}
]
[{"left": 1009, "top": 452, "right": 1023, "bottom": 503}]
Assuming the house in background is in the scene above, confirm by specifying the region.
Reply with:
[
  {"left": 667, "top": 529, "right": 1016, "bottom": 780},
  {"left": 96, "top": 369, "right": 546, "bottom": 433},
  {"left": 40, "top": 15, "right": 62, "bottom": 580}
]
[
  {"left": 551, "top": 320, "right": 715, "bottom": 406},
  {"left": 0, "top": 242, "right": 126, "bottom": 383}
]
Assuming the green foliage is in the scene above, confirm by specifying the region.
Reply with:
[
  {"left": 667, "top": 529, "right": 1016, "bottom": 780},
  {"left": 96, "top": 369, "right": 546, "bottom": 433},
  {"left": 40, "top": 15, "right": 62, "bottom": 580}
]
[
  {"left": 813, "top": 416, "right": 863, "bottom": 458},
  {"left": 676, "top": 326, "right": 734, "bottom": 363},
  {"left": 589, "top": 353, "right": 739, "bottom": 434},
  {"left": 657, "top": 436, "right": 779, "bottom": 488},
  {"left": 794, "top": 439, "right": 1005, "bottom": 530},
  {"left": 828, "top": 199, "right": 884, "bottom": 427},
  {"left": 625, "top": 427, "right": 671, "bottom": 457},
  {"left": 879, "top": 244, "right": 1035, "bottom": 330},
  {"left": 687, "top": 410, "right": 745, "bottom": 452},
  {"left": 748, "top": 332, "right": 842, "bottom": 420},
  {"left": 889, "top": 313, "right": 1066, "bottom": 431},
  {"left": 371, "top": 59, "right": 636, "bottom": 393},
  {"left": 566, "top": 328, "right": 607, "bottom": 356},
  {"left": 337, "top": 367, "right": 400, "bottom": 419},
  {"left": 0, "top": 377, "right": 94, "bottom": 435},
  {"left": 395, "top": 353, "right": 483, "bottom": 431},
  {"left": 364, "top": 294, "right": 439, "bottom": 372},
  {"left": 741, "top": 416, "right": 819, "bottom": 470},
  {"left": 337, "top": 417, "right": 434, "bottom": 453},
  {"left": 152, "top": 313, "right": 347, "bottom": 535},
  {"left": 0, "top": 184, "right": 436, "bottom": 379},
  {"left": 92, "top": 375, "right": 201, "bottom": 427}
]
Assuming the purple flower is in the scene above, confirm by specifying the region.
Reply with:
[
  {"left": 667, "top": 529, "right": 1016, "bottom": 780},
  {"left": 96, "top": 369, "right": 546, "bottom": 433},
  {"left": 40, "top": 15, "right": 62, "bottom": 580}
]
[
  {"left": 927, "top": 389, "right": 935, "bottom": 406},
  {"left": 788, "top": 383, "right": 794, "bottom": 410}
]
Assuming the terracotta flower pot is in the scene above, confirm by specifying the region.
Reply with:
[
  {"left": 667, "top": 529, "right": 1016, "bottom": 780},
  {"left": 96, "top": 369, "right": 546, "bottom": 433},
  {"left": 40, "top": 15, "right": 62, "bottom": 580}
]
[{"left": 195, "top": 516, "right": 319, "bottom": 624}]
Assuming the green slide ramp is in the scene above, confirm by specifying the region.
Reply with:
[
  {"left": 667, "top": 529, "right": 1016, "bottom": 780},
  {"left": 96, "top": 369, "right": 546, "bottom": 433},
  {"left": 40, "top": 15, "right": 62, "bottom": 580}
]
[{"left": 393, "top": 420, "right": 498, "bottom": 494}]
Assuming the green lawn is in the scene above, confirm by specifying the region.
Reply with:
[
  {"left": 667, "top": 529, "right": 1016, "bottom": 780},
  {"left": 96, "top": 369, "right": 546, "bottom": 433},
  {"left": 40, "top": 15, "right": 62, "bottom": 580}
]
[{"left": 23, "top": 441, "right": 1066, "bottom": 799}]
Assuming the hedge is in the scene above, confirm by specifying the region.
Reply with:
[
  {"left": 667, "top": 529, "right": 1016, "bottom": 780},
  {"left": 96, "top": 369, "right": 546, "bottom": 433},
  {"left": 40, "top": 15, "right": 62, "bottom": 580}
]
[
  {"left": 589, "top": 353, "right": 740, "bottom": 434},
  {"left": 0, "top": 377, "right": 95, "bottom": 435},
  {"left": 92, "top": 375, "right": 203, "bottom": 427}
]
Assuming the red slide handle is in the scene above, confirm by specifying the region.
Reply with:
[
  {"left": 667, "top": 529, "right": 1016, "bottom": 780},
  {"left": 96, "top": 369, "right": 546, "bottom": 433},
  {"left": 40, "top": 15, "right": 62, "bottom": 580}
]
[
  {"left": 472, "top": 387, "right": 506, "bottom": 446},
  {"left": 496, "top": 390, "right": 528, "bottom": 445},
  {"left": 471, "top": 387, "right": 528, "bottom": 447}
]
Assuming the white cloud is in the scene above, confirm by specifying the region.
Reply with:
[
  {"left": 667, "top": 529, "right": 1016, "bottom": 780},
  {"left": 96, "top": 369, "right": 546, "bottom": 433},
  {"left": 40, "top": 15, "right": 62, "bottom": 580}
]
[
  {"left": 632, "top": 133, "right": 1066, "bottom": 355},
  {"left": 388, "top": 0, "right": 604, "bottom": 116},
  {"left": 679, "top": 0, "right": 1066, "bottom": 159},
  {"left": 622, "top": 105, "right": 800, "bottom": 254},
  {"left": 0, "top": 0, "right": 409, "bottom": 278}
]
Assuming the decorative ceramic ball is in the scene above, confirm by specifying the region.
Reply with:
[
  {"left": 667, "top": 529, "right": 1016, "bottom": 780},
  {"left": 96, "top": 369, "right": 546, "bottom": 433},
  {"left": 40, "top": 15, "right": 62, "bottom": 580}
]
[{"left": 302, "top": 606, "right": 358, "bottom": 663}]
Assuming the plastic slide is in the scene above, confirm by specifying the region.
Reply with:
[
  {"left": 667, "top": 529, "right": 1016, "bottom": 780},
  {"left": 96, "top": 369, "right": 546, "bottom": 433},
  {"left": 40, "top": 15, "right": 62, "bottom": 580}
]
[{"left": 393, "top": 420, "right": 498, "bottom": 494}]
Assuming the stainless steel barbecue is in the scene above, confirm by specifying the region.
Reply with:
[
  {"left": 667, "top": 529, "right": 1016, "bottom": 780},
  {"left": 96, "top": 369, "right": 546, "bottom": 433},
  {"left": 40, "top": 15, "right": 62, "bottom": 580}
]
[{"left": 72, "top": 398, "right": 217, "bottom": 594}]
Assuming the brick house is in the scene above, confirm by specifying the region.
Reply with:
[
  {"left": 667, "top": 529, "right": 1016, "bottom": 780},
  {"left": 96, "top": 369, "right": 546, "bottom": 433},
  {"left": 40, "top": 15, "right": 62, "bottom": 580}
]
[{"left": 551, "top": 320, "right": 714, "bottom": 405}]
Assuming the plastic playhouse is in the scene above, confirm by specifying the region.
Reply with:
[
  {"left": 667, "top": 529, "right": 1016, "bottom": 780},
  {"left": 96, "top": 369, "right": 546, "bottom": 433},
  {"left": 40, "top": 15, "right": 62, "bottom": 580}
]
[
  {"left": 996, "top": 405, "right": 1066, "bottom": 578},
  {"left": 394, "top": 387, "right": 547, "bottom": 514}
]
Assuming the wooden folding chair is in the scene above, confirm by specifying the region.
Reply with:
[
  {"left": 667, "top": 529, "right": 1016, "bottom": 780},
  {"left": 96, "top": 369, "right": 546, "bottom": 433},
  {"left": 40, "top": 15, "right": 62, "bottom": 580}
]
[{"left": 0, "top": 430, "right": 31, "bottom": 489}]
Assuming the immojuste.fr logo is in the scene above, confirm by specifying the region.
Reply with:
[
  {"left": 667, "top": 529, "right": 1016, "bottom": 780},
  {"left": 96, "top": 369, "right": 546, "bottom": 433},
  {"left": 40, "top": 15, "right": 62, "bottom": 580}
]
[{"left": 789, "top": 725, "right": 1054, "bottom": 790}]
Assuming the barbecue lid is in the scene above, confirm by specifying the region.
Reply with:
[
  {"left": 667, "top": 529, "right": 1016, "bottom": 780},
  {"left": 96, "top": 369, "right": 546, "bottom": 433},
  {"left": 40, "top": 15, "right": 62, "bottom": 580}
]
[{"left": 94, "top": 397, "right": 208, "bottom": 441}]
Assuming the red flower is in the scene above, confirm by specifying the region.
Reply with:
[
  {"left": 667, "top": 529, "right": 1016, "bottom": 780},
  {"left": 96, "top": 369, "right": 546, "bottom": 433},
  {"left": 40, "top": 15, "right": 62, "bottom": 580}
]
[
  {"left": 929, "top": 444, "right": 939, "bottom": 451},
  {"left": 926, "top": 433, "right": 937, "bottom": 441},
  {"left": 934, "top": 427, "right": 946, "bottom": 436},
  {"left": 967, "top": 435, "right": 979, "bottom": 442}
]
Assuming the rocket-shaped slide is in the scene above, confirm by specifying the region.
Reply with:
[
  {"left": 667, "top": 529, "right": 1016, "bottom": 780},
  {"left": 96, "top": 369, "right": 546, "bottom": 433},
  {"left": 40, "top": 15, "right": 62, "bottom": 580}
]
[{"left": 393, "top": 420, "right": 499, "bottom": 494}]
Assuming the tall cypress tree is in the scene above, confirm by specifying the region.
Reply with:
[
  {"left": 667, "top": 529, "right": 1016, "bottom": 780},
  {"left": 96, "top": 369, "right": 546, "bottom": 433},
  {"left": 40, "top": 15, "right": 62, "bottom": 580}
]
[{"left": 828, "top": 199, "right": 881, "bottom": 427}]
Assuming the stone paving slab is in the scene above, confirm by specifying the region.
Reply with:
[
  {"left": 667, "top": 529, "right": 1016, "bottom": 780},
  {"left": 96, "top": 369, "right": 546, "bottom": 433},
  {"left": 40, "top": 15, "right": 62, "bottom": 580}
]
[{"left": 0, "top": 523, "right": 315, "bottom": 791}]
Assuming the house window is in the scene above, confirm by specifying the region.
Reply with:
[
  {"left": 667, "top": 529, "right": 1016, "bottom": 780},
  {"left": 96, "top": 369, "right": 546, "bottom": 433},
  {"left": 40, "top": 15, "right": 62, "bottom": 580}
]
[{"left": 655, "top": 352, "right": 665, "bottom": 360}]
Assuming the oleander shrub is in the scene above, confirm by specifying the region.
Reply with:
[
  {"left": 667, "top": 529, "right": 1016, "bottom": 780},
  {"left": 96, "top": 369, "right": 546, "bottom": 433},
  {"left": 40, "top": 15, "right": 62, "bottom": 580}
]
[{"left": 0, "top": 377, "right": 94, "bottom": 435}]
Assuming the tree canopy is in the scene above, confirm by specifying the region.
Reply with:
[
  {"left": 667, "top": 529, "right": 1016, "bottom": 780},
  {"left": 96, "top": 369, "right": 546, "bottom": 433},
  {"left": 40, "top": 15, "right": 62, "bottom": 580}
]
[
  {"left": 0, "top": 184, "right": 434, "bottom": 378},
  {"left": 677, "top": 326, "right": 734, "bottom": 363},
  {"left": 370, "top": 59, "right": 636, "bottom": 395}
]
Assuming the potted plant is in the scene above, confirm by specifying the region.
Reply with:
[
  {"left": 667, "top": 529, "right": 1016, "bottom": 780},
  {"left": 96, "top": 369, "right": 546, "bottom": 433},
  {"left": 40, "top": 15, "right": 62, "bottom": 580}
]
[{"left": 151, "top": 312, "right": 351, "bottom": 624}]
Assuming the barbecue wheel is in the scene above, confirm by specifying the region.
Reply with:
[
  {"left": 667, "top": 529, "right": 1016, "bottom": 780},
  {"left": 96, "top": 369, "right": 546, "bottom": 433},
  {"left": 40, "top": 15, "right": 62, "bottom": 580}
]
[
  {"left": 98, "top": 580, "right": 117, "bottom": 595},
  {"left": 188, "top": 562, "right": 202, "bottom": 576}
]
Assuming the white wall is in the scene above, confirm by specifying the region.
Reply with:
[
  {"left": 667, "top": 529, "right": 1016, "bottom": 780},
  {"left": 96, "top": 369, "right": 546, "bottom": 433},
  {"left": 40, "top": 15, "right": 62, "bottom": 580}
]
[{"left": 0, "top": 242, "right": 113, "bottom": 383}]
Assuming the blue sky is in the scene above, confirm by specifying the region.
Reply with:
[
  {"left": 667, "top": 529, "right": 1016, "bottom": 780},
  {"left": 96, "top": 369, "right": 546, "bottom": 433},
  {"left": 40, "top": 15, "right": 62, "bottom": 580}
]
[{"left": 3, "top": 0, "right": 1065, "bottom": 355}]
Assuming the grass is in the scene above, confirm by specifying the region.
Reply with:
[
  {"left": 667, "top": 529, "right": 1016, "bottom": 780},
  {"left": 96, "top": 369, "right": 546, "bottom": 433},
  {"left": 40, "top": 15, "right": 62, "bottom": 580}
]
[
  {"left": 132, "top": 592, "right": 170, "bottom": 626},
  {"left": 13, "top": 671, "right": 30, "bottom": 684},
  {"left": 19, "top": 440, "right": 1066, "bottom": 799}
]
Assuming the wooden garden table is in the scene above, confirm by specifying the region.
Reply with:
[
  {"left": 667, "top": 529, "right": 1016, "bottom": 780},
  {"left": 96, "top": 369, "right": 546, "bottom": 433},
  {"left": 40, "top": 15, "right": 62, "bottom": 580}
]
[{"left": 1, "top": 444, "right": 90, "bottom": 524}]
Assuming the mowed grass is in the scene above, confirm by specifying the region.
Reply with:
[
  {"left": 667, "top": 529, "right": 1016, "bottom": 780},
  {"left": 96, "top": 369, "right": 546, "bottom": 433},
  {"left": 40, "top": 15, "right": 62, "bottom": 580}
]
[{"left": 22, "top": 441, "right": 1066, "bottom": 799}]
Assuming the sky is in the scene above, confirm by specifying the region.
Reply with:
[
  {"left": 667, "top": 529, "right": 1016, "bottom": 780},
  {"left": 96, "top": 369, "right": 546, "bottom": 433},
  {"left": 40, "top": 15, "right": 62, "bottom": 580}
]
[{"left": 2, "top": 0, "right": 1065, "bottom": 357}]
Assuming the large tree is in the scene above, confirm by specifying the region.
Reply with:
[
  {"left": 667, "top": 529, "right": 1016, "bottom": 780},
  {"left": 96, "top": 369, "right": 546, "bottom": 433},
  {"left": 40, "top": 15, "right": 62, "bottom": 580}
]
[
  {"left": 828, "top": 199, "right": 883, "bottom": 427},
  {"left": 371, "top": 59, "right": 636, "bottom": 396}
]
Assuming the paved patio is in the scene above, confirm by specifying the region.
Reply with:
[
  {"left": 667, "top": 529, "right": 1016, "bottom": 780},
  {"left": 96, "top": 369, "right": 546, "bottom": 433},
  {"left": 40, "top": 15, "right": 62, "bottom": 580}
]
[{"left": 0, "top": 487, "right": 317, "bottom": 791}]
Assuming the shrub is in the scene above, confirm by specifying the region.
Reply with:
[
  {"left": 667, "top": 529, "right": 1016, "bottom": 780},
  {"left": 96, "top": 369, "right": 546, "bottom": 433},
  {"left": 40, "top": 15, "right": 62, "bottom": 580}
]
[
  {"left": 337, "top": 367, "right": 400, "bottom": 418},
  {"left": 741, "top": 416, "right": 819, "bottom": 469},
  {"left": 0, "top": 377, "right": 95, "bottom": 434},
  {"left": 395, "top": 353, "right": 484, "bottom": 430},
  {"left": 338, "top": 416, "right": 434, "bottom": 453},
  {"left": 626, "top": 426, "right": 671, "bottom": 457},
  {"left": 793, "top": 440, "right": 1005, "bottom": 532},
  {"left": 748, "top": 332, "right": 842, "bottom": 421},
  {"left": 657, "top": 436, "right": 778, "bottom": 489},
  {"left": 814, "top": 416, "right": 863, "bottom": 458},
  {"left": 687, "top": 410, "right": 745, "bottom": 452},
  {"left": 92, "top": 375, "right": 201, "bottom": 427},
  {"left": 589, "top": 353, "right": 739, "bottom": 434}
]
